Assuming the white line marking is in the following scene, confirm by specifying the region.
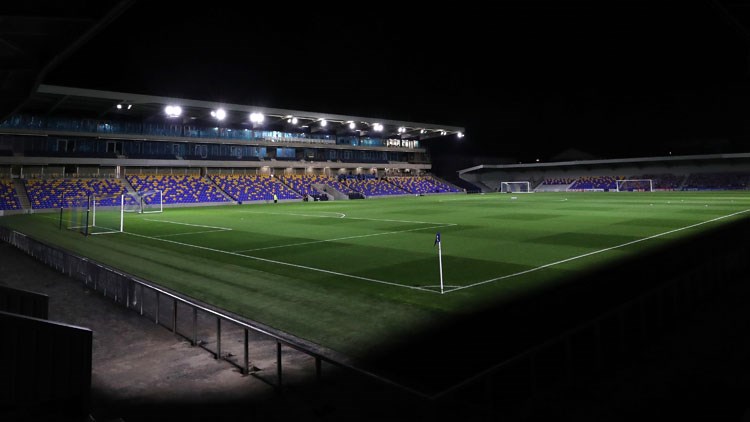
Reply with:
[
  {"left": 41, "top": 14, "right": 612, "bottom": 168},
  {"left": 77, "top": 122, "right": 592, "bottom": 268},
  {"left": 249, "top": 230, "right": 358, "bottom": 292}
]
[
  {"left": 233, "top": 224, "right": 455, "bottom": 253},
  {"left": 143, "top": 218, "right": 232, "bottom": 231},
  {"left": 121, "top": 230, "right": 439, "bottom": 294},
  {"left": 155, "top": 229, "right": 233, "bottom": 238},
  {"left": 446, "top": 208, "right": 750, "bottom": 294},
  {"left": 242, "top": 211, "right": 452, "bottom": 225}
]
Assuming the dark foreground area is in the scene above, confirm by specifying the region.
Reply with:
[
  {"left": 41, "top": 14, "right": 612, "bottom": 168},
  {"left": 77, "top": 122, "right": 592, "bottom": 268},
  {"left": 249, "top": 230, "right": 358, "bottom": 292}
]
[{"left": 1, "top": 223, "right": 750, "bottom": 421}]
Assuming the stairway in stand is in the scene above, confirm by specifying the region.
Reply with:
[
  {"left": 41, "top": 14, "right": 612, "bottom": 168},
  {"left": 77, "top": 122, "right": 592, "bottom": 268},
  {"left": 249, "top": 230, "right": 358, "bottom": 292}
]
[{"left": 12, "top": 179, "right": 31, "bottom": 211}]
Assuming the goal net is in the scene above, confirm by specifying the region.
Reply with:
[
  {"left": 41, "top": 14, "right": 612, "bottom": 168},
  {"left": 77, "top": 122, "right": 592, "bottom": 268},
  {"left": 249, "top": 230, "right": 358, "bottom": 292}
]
[
  {"left": 616, "top": 179, "right": 653, "bottom": 192},
  {"left": 64, "top": 194, "right": 127, "bottom": 235},
  {"left": 62, "top": 192, "right": 159, "bottom": 235},
  {"left": 499, "top": 181, "right": 532, "bottom": 193},
  {"left": 123, "top": 190, "right": 163, "bottom": 214}
]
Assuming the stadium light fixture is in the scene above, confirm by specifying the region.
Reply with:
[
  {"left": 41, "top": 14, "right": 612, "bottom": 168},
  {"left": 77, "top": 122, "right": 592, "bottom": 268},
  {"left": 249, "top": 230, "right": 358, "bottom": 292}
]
[
  {"left": 457, "top": 132, "right": 464, "bottom": 138},
  {"left": 349, "top": 121, "right": 356, "bottom": 130},
  {"left": 214, "top": 108, "right": 227, "bottom": 121},
  {"left": 397, "top": 127, "right": 406, "bottom": 133},
  {"left": 373, "top": 123, "right": 383, "bottom": 132},
  {"left": 127, "top": 104, "right": 132, "bottom": 110},
  {"left": 116, "top": 104, "right": 122, "bottom": 110},
  {"left": 286, "top": 117, "right": 298, "bottom": 124},
  {"left": 165, "top": 105, "right": 182, "bottom": 118},
  {"left": 420, "top": 129, "right": 426, "bottom": 134},
  {"left": 250, "top": 112, "right": 265, "bottom": 123},
  {"left": 320, "top": 119, "right": 327, "bottom": 127}
]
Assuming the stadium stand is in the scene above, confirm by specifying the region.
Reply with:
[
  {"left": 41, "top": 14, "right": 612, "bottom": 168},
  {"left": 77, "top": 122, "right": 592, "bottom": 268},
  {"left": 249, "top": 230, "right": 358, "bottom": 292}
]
[
  {"left": 0, "top": 180, "right": 21, "bottom": 210},
  {"left": 535, "top": 177, "right": 576, "bottom": 192},
  {"left": 210, "top": 175, "right": 301, "bottom": 202},
  {"left": 313, "top": 176, "right": 355, "bottom": 194},
  {"left": 682, "top": 172, "right": 750, "bottom": 190},
  {"left": 127, "top": 175, "right": 230, "bottom": 204},
  {"left": 24, "top": 178, "right": 131, "bottom": 209},
  {"left": 387, "top": 176, "right": 462, "bottom": 194},
  {"left": 344, "top": 178, "right": 407, "bottom": 196},
  {"left": 278, "top": 175, "right": 320, "bottom": 197},
  {"left": 629, "top": 174, "right": 684, "bottom": 190},
  {"left": 568, "top": 176, "right": 624, "bottom": 191},
  {"left": 544, "top": 177, "right": 576, "bottom": 185}
]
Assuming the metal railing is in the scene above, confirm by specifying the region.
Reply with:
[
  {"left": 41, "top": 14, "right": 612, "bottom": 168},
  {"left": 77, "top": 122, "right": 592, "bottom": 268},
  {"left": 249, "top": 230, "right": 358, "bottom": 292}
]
[{"left": 0, "top": 226, "right": 429, "bottom": 398}]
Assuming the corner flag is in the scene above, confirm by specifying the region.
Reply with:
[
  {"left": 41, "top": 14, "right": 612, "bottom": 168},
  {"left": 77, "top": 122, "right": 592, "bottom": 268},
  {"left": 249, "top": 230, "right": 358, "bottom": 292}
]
[{"left": 434, "top": 232, "right": 444, "bottom": 294}]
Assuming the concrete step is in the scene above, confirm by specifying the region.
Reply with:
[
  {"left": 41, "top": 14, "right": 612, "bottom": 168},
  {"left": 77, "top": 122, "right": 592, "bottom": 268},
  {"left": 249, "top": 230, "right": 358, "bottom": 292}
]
[{"left": 12, "top": 178, "right": 30, "bottom": 210}]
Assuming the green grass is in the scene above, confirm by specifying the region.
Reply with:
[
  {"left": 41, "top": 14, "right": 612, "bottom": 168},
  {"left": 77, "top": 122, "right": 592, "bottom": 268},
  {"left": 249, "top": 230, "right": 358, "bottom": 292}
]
[{"left": 3, "top": 191, "right": 750, "bottom": 360}]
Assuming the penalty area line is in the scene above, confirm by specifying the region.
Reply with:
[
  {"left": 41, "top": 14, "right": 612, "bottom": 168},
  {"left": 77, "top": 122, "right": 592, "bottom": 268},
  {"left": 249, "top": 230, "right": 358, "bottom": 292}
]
[
  {"left": 121, "top": 230, "right": 440, "bottom": 294},
  {"left": 447, "top": 207, "right": 750, "bottom": 294}
]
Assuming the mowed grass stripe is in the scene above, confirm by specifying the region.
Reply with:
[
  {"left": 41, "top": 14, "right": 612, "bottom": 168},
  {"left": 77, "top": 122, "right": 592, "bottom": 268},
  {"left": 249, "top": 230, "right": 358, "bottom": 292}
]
[{"left": 3, "top": 191, "right": 750, "bottom": 358}]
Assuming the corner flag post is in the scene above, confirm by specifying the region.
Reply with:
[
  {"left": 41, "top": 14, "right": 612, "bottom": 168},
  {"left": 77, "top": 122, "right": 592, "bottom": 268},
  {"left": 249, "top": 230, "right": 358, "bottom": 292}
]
[{"left": 435, "top": 232, "right": 444, "bottom": 294}]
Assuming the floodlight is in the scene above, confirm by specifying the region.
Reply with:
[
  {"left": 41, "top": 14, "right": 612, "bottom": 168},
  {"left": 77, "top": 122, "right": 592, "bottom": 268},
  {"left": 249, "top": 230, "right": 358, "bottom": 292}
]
[
  {"left": 398, "top": 127, "right": 405, "bottom": 133},
  {"left": 116, "top": 104, "right": 122, "bottom": 109},
  {"left": 373, "top": 123, "right": 383, "bottom": 132},
  {"left": 214, "top": 108, "right": 226, "bottom": 121},
  {"left": 349, "top": 122, "right": 355, "bottom": 129},
  {"left": 127, "top": 104, "right": 132, "bottom": 110},
  {"left": 210, "top": 111, "right": 216, "bottom": 117},
  {"left": 420, "top": 129, "right": 426, "bottom": 134},
  {"left": 320, "top": 119, "right": 327, "bottom": 127},
  {"left": 165, "top": 105, "right": 182, "bottom": 117},
  {"left": 457, "top": 132, "right": 464, "bottom": 138},
  {"left": 250, "top": 112, "right": 265, "bottom": 123}
]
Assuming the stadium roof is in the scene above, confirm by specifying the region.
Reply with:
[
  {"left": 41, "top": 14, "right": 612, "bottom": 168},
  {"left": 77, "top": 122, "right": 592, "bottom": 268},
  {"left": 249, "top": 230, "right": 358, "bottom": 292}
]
[
  {"left": 458, "top": 152, "right": 750, "bottom": 175},
  {"left": 0, "top": 1, "right": 134, "bottom": 118},
  {"left": 16, "top": 84, "right": 465, "bottom": 141}
]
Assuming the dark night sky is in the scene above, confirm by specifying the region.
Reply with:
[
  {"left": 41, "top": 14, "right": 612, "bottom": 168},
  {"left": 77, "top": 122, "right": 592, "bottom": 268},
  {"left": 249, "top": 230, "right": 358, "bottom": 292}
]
[{"left": 45, "top": 1, "right": 750, "bottom": 168}]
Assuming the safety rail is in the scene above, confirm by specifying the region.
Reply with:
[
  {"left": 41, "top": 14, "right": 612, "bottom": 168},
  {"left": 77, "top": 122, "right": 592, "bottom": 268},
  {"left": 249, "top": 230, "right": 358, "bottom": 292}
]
[{"left": 0, "top": 226, "right": 430, "bottom": 399}]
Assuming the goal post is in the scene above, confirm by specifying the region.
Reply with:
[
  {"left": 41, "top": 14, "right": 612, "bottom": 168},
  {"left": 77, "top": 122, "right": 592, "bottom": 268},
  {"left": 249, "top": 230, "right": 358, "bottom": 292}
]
[
  {"left": 499, "top": 181, "right": 532, "bottom": 193},
  {"left": 140, "top": 190, "right": 163, "bottom": 214},
  {"left": 62, "top": 192, "right": 158, "bottom": 236},
  {"left": 63, "top": 194, "right": 123, "bottom": 235},
  {"left": 616, "top": 179, "right": 653, "bottom": 192},
  {"left": 64, "top": 196, "right": 91, "bottom": 235}
]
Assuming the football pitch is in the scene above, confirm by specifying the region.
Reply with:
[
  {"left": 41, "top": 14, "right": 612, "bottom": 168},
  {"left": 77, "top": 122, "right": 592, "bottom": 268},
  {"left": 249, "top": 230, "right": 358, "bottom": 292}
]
[{"left": 2, "top": 191, "right": 750, "bottom": 361}]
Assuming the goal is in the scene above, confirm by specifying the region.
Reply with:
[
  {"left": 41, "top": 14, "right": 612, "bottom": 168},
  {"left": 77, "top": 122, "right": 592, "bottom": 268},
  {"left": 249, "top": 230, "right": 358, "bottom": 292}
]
[
  {"left": 64, "top": 194, "right": 127, "bottom": 235},
  {"left": 63, "top": 191, "right": 162, "bottom": 236},
  {"left": 616, "top": 179, "right": 653, "bottom": 192},
  {"left": 499, "top": 181, "right": 532, "bottom": 193}
]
